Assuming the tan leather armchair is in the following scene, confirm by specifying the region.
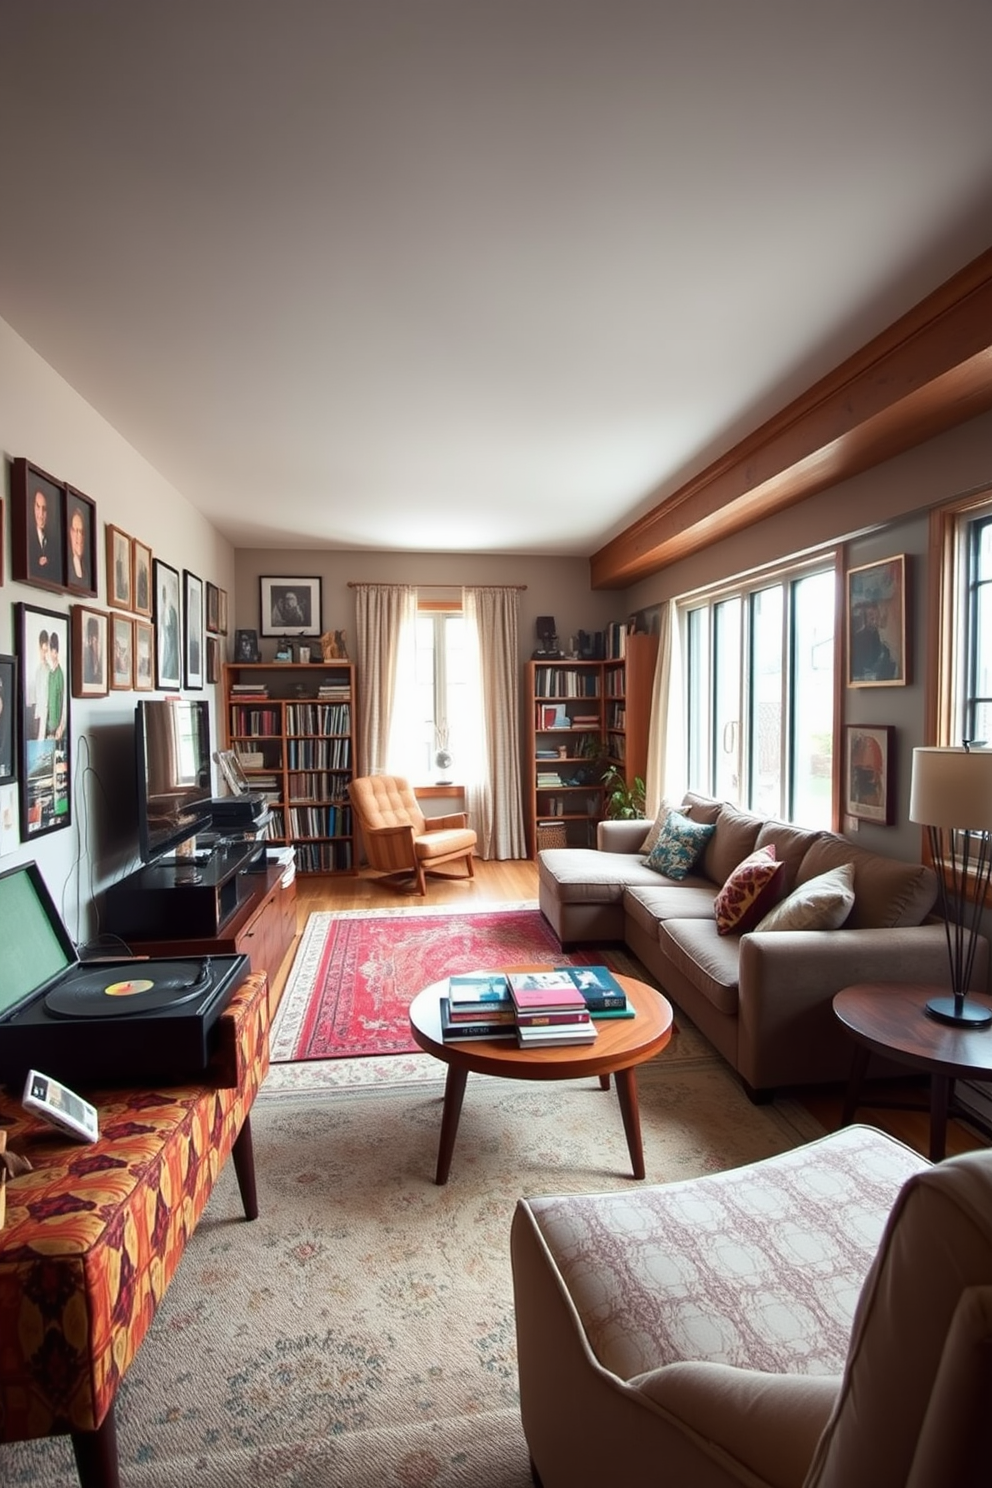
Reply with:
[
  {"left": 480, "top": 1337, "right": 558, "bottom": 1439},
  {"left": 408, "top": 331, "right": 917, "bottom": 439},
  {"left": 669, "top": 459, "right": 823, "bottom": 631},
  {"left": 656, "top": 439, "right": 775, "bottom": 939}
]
[
  {"left": 511, "top": 1124, "right": 992, "bottom": 1487},
  {"left": 348, "top": 774, "right": 476, "bottom": 895}
]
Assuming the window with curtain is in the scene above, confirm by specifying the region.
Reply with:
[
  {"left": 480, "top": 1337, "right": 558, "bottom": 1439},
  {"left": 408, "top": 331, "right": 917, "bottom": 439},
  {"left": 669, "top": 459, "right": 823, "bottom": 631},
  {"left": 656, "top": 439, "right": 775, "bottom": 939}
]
[
  {"left": 387, "top": 601, "right": 484, "bottom": 784},
  {"left": 682, "top": 558, "right": 836, "bottom": 826},
  {"left": 932, "top": 490, "right": 992, "bottom": 751}
]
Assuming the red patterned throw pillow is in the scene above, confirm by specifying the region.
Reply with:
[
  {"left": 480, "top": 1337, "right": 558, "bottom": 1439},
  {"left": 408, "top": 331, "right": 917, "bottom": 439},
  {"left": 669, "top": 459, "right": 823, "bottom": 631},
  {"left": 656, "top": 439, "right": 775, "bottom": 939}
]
[{"left": 713, "top": 844, "right": 784, "bottom": 935}]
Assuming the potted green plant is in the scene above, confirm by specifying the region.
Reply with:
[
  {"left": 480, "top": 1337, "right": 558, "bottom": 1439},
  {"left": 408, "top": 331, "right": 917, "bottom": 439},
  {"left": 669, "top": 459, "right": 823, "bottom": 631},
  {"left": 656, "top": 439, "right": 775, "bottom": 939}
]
[{"left": 602, "top": 764, "right": 646, "bottom": 820}]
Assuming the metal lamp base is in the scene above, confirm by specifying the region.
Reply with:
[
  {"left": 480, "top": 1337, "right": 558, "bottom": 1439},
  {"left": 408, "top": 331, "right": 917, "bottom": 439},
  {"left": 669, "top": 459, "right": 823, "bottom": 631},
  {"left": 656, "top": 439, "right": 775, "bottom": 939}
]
[{"left": 925, "top": 994, "right": 992, "bottom": 1028}]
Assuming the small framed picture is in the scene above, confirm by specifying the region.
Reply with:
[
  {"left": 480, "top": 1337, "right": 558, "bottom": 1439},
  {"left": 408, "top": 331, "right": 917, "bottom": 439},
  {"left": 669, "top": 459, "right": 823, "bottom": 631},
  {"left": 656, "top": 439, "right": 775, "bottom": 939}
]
[
  {"left": 16, "top": 602, "right": 71, "bottom": 839},
  {"left": 260, "top": 575, "right": 321, "bottom": 637},
  {"left": 153, "top": 559, "right": 182, "bottom": 690},
  {"left": 206, "top": 581, "right": 221, "bottom": 634},
  {"left": 234, "top": 628, "right": 260, "bottom": 663},
  {"left": 65, "top": 486, "right": 98, "bottom": 597},
  {"left": 132, "top": 539, "right": 153, "bottom": 617},
  {"left": 846, "top": 555, "right": 908, "bottom": 687},
  {"left": 206, "top": 634, "right": 221, "bottom": 684},
  {"left": 11, "top": 458, "right": 66, "bottom": 592},
  {"left": 218, "top": 587, "right": 229, "bottom": 635},
  {"left": 71, "top": 605, "right": 109, "bottom": 698},
  {"left": 183, "top": 569, "right": 204, "bottom": 689},
  {"left": 844, "top": 724, "right": 895, "bottom": 825},
  {"left": 111, "top": 614, "right": 134, "bottom": 690},
  {"left": 107, "top": 525, "right": 133, "bottom": 611},
  {"left": 134, "top": 619, "right": 155, "bottom": 691},
  {"left": 0, "top": 654, "right": 18, "bottom": 784}
]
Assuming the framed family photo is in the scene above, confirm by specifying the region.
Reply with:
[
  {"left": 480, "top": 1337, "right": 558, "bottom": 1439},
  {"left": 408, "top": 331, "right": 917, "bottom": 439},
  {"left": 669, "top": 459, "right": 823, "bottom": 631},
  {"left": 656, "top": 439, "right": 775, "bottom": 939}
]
[
  {"left": 132, "top": 538, "right": 153, "bottom": 617},
  {"left": 154, "top": 560, "right": 181, "bottom": 690},
  {"left": 206, "top": 581, "right": 221, "bottom": 635},
  {"left": 846, "top": 555, "right": 908, "bottom": 687},
  {"left": 70, "top": 605, "right": 109, "bottom": 699},
  {"left": 844, "top": 724, "right": 894, "bottom": 825},
  {"left": 16, "top": 603, "right": 71, "bottom": 840},
  {"left": 134, "top": 619, "right": 155, "bottom": 691},
  {"left": 260, "top": 575, "right": 321, "bottom": 637},
  {"left": 206, "top": 634, "right": 221, "bottom": 684},
  {"left": 65, "top": 486, "right": 98, "bottom": 597},
  {"left": 107, "top": 525, "right": 133, "bottom": 611},
  {"left": 184, "top": 569, "right": 204, "bottom": 689},
  {"left": 111, "top": 614, "right": 134, "bottom": 690},
  {"left": 0, "top": 654, "right": 17, "bottom": 785},
  {"left": 11, "top": 457, "right": 65, "bottom": 593}
]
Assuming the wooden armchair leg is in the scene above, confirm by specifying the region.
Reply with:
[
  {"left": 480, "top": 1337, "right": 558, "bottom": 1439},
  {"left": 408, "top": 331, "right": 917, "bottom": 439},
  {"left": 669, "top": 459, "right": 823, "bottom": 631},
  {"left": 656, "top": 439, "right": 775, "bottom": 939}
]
[{"left": 72, "top": 1406, "right": 121, "bottom": 1488}]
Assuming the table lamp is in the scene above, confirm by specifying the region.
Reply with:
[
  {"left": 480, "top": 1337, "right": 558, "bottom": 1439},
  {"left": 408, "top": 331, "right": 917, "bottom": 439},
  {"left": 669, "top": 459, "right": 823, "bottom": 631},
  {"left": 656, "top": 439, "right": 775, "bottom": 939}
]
[{"left": 909, "top": 744, "right": 992, "bottom": 1026}]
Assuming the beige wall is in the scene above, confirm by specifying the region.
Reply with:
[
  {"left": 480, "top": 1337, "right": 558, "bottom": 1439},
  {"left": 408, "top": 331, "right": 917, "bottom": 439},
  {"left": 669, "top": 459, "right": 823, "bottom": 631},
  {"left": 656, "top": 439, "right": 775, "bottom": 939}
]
[{"left": 0, "top": 315, "right": 236, "bottom": 940}]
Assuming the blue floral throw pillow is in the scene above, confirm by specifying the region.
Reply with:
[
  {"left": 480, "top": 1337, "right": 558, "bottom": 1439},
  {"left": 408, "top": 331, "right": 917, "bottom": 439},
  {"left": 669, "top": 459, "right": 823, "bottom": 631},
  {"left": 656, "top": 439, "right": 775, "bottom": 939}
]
[{"left": 644, "top": 810, "right": 715, "bottom": 880}]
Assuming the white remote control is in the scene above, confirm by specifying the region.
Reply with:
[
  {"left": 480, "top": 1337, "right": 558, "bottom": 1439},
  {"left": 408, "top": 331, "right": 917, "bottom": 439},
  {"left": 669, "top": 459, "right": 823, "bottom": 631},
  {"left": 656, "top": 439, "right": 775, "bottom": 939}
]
[{"left": 22, "top": 1070, "right": 99, "bottom": 1144}]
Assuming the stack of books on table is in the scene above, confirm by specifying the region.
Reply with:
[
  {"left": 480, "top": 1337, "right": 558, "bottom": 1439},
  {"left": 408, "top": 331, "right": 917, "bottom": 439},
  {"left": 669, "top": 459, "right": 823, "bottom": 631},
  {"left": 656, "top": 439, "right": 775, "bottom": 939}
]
[
  {"left": 556, "top": 965, "right": 634, "bottom": 1020},
  {"left": 507, "top": 970, "right": 599, "bottom": 1047},
  {"left": 439, "top": 974, "right": 518, "bottom": 1042}
]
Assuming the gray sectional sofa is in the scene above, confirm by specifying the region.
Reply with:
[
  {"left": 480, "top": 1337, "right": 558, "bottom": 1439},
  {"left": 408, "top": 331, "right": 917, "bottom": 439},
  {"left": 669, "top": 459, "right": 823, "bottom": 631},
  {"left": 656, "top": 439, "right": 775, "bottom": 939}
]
[{"left": 538, "top": 791, "right": 989, "bottom": 1098}]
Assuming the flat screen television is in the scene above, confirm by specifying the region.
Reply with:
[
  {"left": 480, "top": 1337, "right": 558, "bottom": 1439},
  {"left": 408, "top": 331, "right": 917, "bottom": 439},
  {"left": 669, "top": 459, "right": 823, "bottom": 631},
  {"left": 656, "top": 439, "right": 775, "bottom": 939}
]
[{"left": 135, "top": 697, "right": 214, "bottom": 863}]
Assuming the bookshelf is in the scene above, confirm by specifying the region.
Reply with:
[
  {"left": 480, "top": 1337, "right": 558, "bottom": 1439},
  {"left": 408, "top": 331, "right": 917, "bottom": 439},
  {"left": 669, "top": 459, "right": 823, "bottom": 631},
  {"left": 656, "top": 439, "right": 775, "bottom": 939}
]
[
  {"left": 223, "top": 661, "right": 357, "bottom": 875},
  {"left": 525, "top": 634, "right": 659, "bottom": 859}
]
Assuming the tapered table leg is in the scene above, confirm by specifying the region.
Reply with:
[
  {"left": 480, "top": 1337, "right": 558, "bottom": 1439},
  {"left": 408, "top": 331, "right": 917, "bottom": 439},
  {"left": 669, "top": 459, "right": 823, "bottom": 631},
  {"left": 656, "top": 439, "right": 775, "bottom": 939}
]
[
  {"left": 613, "top": 1067, "right": 645, "bottom": 1179},
  {"left": 232, "top": 1115, "right": 259, "bottom": 1220},
  {"left": 841, "top": 1045, "right": 871, "bottom": 1127},
  {"left": 72, "top": 1407, "right": 121, "bottom": 1488},
  {"left": 435, "top": 1065, "right": 469, "bottom": 1184},
  {"left": 929, "top": 1074, "right": 951, "bottom": 1162}
]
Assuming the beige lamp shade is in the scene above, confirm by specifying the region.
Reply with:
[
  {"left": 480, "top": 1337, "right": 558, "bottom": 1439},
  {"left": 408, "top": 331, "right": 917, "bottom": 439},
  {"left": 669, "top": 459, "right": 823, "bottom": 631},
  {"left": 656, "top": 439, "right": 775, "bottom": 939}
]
[{"left": 909, "top": 747, "right": 992, "bottom": 830}]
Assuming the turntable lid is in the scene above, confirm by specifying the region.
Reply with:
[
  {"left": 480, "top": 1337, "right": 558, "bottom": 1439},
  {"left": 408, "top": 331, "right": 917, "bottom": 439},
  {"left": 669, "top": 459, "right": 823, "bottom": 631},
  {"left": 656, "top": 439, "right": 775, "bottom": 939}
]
[{"left": 0, "top": 862, "right": 77, "bottom": 1020}]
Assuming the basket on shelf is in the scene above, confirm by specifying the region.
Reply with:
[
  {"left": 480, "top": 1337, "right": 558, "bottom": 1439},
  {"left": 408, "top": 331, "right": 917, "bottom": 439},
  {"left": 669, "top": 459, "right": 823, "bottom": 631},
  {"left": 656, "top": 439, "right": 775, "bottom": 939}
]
[{"left": 536, "top": 822, "right": 569, "bottom": 851}]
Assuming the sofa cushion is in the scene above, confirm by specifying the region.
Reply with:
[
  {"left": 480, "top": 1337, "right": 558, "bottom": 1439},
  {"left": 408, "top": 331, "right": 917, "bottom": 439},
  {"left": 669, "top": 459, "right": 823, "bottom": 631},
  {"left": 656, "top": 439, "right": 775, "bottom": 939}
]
[
  {"left": 754, "top": 863, "right": 856, "bottom": 932},
  {"left": 624, "top": 883, "right": 719, "bottom": 941},
  {"left": 754, "top": 819, "right": 823, "bottom": 898},
  {"left": 796, "top": 834, "right": 937, "bottom": 930},
  {"left": 703, "top": 802, "right": 764, "bottom": 886},
  {"left": 538, "top": 848, "right": 662, "bottom": 904},
  {"left": 657, "top": 918, "right": 741, "bottom": 1016},
  {"left": 645, "top": 812, "right": 716, "bottom": 880},
  {"left": 713, "top": 845, "right": 785, "bottom": 935}
]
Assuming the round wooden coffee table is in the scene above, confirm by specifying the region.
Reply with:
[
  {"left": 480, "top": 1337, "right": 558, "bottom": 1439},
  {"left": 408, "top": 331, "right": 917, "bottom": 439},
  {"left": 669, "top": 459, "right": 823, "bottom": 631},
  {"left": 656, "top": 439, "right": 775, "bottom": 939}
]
[
  {"left": 834, "top": 982, "right": 992, "bottom": 1160},
  {"left": 409, "top": 971, "right": 673, "bottom": 1184}
]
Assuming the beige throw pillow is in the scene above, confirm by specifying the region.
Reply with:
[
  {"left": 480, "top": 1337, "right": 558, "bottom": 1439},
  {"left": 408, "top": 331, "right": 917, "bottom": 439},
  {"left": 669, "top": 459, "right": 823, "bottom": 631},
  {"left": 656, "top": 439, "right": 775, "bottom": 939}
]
[
  {"left": 640, "top": 798, "right": 680, "bottom": 855},
  {"left": 752, "top": 862, "right": 856, "bottom": 932}
]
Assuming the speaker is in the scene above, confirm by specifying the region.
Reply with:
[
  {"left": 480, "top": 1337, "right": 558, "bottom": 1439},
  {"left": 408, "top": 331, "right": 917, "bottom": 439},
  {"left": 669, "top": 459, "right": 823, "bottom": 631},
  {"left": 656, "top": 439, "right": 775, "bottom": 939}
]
[{"left": 536, "top": 615, "right": 557, "bottom": 642}]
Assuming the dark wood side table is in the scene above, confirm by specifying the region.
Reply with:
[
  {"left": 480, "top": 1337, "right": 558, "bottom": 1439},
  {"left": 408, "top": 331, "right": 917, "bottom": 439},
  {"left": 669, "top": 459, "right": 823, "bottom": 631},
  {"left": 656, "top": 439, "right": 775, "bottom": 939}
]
[{"left": 833, "top": 982, "right": 992, "bottom": 1160}]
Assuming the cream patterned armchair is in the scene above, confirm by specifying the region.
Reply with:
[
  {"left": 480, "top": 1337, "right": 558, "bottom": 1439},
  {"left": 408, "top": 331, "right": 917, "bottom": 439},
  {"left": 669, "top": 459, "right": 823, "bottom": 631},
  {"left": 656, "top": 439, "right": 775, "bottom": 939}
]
[
  {"left": 348, "top": 774, "right": 476, "bottom": 895},
  {"left": 511, "top": 1124, "right": 992, "bottom": 1487}
]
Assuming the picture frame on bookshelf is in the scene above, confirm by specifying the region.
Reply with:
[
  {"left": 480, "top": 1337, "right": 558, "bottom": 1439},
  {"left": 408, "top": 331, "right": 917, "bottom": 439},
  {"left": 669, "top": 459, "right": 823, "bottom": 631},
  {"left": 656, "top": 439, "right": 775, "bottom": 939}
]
[
  {"left": 235, "top": 628, "right": 260, "bottom": 662},
  {"left": 16, "top": 602, "right": 71, "bottom": 840},
  {"left": 70, "top": 605, "right": 109, "bottom": 698},
  {"left": 183, "top": 569, "right": 204, "bottom": 689},
  {"left": 132, "top": 538, "right": 153, "bottom": 617},
  {"left": 107, "top": 525, "right": 133, "bottom": 610},
  {"left": 11, "top": 458, "right": 66, "bottom": 592},
  {"left": 111, "top": 614, "right": 134, "bottom": 690},
  {"left": 64, "top": 486, "right": 98, "bottom": 597},
  {"left": 260, "top": 575, "right": 321, "bottom": 637}
]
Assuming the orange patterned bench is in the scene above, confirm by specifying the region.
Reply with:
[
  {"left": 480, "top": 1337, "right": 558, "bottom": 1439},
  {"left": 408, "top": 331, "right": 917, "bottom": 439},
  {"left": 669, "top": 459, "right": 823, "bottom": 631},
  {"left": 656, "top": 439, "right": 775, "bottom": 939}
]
[{"left": 0, "top": 969, "right": 271, "bottom": 1488}]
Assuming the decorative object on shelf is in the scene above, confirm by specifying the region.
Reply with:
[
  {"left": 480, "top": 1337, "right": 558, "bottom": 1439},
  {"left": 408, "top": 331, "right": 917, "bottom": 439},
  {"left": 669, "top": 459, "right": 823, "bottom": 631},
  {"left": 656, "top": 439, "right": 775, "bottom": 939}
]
[
  {"left": 602, "top": 764, "right": 646, "bottom": 820},
  {"left": 70, "top": 604, "right": 109, "bottom": 698},
  {"left": 132, "top": 538, "right": 153, "bottom": 617},
  {"left": 153, "top": 558, "right": 181, "bottom": 690},
  {"left": 64, "top": 485, "right": 97, "bottom": 597},
  {"left": 274, "top": 645, "right": 293, "bottom": 662},
  {"left": 10, "top": 457, "right": 66, "bottom": 593},
  {"left": 320, "top": 628, "right": 348, "bottom": 660},
  {"left": 909, "top": 744, "right": 992, "bottom": 1026},
  {"left": 533, "top": 615, "right": 563, "bottom": 658},
  {"left": 297, "top": 643, "right": 311, "bottom": 664},
  {"left": 846, "top": 554, "right": 908, "bottom": 688},
  {"left": 183, "top": 569, "right": 204, "bottom": 690},
  {"left": 107, "top": 524, "right": 133, "bottom": 611},
  {"left": 234, "top": 628, "right": 260, "bottom": 663},
  {"left": 844, "top": 724, "right": 894, "bottom": 825},
  {"left": 260, "top": 575, "right": 321, "bottom": 637},
  {"left": 15, "top": 602, "right": 71, "bottom": 839}
]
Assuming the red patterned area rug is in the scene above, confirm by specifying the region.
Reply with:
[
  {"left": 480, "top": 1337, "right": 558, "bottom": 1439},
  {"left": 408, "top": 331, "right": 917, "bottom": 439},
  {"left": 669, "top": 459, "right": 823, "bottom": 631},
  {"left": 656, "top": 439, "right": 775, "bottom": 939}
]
[{"left": 271, "top": 901, "right": 642, "bottom": 1062}]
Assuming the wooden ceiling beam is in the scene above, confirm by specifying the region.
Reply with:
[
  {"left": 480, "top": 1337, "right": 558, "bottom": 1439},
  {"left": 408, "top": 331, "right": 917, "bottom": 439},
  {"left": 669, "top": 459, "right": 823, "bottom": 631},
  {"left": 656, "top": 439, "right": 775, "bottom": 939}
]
[{"left": 590, "top": 245, "right": 992, "bottom": 589}]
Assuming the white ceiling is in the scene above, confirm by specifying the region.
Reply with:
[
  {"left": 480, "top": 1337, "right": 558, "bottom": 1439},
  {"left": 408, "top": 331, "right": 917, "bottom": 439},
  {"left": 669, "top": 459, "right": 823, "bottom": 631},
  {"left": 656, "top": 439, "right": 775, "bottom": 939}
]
[{"left": 2, "top": 2, "right": 992, "bottom": 559}]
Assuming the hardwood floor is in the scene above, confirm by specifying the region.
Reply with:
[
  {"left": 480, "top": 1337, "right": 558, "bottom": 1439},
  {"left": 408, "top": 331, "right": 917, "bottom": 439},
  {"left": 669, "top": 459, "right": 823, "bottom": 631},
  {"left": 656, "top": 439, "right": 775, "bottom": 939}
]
[{"left": 282, "top": 857, "right": 989, "bottom": 1162}]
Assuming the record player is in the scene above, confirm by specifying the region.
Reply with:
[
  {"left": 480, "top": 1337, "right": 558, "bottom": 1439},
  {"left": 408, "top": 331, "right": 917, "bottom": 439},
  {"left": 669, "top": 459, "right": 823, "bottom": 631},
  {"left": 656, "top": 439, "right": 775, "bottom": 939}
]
[{"left": 0, "top": 861, "right": 249, "bottom": 1089}]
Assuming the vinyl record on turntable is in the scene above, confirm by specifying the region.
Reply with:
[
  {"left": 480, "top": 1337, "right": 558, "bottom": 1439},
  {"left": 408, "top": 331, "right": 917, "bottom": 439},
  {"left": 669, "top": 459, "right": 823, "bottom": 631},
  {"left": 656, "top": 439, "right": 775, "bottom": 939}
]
[{"left": 44, "top": 960, "right": 213, "bottom": 1019}]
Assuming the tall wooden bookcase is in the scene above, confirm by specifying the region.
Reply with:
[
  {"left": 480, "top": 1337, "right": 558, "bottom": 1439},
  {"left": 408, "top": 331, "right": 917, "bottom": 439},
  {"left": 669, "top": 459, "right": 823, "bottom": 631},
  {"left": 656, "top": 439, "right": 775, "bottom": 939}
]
[
  {"left": 525, "top": 633, "right": 659, "bottom": 859},
  {"left": 223, "top": 661, "right": 357, "bottom": 875}
]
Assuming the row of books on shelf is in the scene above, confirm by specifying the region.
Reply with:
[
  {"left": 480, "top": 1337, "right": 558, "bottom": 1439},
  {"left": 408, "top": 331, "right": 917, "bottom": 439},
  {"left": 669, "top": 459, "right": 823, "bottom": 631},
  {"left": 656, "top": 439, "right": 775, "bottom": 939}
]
[
  {"left": 533, "top": 668, "right": 601, "bottom": 698},
  {"left": 286, "top": 737, "right": 352, "bottom": 769},
  {"left": 536, "top": 704, "right": 601, "bottom": 730},
  {"left": 284, "top": 702, "right": 352, "bottom": 733},
  {"left": 439, "top": 966, "right": 632, "bottom": 1048}
]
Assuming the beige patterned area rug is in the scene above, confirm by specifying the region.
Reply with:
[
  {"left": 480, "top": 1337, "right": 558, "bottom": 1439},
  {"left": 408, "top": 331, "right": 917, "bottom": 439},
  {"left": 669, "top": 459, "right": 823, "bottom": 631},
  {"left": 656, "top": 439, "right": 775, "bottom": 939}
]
[{"left": 6, "top": 1034, "right": 823, "bottom": 1488}]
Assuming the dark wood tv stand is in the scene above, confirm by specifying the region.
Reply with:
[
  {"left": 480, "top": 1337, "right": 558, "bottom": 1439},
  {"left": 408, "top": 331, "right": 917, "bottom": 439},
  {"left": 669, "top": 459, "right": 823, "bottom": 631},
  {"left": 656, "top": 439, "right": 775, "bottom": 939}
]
[{"left": 104, "top": 847, "right": 298, "bottom": 1005}]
